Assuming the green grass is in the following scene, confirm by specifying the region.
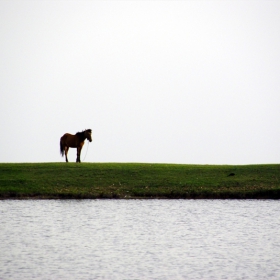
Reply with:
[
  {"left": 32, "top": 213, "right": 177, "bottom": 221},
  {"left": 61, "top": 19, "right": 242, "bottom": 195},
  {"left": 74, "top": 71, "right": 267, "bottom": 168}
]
[{"left": 0, "top": 163, "right": 279, "bottom": 199}]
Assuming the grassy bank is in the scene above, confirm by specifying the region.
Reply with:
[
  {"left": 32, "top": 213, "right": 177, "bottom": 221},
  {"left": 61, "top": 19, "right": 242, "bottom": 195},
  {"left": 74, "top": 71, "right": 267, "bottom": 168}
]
[{"left": 0, "top": 163, "right": 279, "bottom": 199}]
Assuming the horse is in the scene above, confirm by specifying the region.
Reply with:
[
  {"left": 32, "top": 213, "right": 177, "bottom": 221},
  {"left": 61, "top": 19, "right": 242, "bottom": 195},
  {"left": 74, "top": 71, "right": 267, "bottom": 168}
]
[{"left": 60, "top": 129, "right": 92, "bottom": 162}]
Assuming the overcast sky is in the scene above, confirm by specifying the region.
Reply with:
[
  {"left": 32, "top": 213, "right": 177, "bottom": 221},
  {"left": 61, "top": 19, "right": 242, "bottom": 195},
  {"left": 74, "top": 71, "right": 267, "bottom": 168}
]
[{"left": 1, "top": 0, "right": 279, "bottom": 164}]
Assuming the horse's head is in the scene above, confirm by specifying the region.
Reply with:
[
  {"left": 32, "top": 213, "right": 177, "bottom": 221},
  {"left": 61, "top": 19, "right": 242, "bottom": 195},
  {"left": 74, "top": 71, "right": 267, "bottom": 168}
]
[{"left": 85, "top": 129, "right": 92, "bottom": 142}]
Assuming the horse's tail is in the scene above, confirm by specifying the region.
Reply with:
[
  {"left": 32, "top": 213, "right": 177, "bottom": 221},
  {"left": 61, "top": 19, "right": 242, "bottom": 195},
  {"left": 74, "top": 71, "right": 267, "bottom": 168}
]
[{"left": 60, "top": 139, "right": 64, "bottom": 157}]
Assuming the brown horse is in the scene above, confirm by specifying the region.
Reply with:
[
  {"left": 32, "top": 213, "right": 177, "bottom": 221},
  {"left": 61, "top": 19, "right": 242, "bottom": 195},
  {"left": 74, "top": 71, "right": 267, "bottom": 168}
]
[{"left": 60, "top": 129, "right": 92, "bottom": 162}]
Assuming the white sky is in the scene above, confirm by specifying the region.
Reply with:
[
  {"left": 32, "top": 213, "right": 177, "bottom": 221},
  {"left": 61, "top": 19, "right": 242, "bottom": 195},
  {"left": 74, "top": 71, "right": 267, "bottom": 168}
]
[{"left": 1, "top": 0, "right": 280, "bottom": 164}]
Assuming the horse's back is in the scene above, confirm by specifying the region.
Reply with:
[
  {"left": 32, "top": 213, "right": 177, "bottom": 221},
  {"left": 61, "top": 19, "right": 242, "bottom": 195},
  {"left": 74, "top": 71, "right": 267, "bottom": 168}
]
[
  {"left": 61, "top": 133, "right": 72, "bottom": 138},
  {"left": 60, "top": 133, "right": 79, "bottom": 148},
  {"left": 61, "top": 133, "right": 71, "bottom": 142}
]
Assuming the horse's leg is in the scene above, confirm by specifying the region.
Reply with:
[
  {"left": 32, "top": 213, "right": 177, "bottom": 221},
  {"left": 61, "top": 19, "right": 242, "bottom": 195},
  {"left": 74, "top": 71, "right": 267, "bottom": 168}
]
[
  {"left": 76, "top": 147, "right": 80, "bottom": 163},
  {"left": 65, "top": 147, "right": 69, "bottom": 162},
  {"left": 76, "top": 145, "right": 83, "bottom": 163},
  {"left": 79, "top": 143, "right": 85, "bottom": 163}
]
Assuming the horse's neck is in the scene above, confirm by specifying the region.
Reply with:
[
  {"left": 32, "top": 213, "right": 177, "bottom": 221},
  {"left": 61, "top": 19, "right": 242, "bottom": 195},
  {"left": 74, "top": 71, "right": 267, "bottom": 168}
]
[
  {"left": 76, "top": 132, "right": 86, "bottom": 142},
  {"left": 81, "top": 133, "right": 87, "bottom": 141}
]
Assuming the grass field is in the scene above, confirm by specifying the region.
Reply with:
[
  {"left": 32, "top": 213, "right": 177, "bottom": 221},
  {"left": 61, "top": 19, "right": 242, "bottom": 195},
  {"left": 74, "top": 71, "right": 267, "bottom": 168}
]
[{"left": 0, "top": 163, "right": 279, "bottom": 199}]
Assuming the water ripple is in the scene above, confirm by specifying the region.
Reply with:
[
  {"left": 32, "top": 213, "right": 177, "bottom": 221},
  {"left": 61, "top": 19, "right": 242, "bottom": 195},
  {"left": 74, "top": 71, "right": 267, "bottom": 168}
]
[{"left": 1, "top": 200, "right": 280, "bottom": 279}]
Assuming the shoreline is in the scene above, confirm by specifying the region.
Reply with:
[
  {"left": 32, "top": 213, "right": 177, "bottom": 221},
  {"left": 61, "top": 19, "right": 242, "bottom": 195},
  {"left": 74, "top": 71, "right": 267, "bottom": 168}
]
[{"left": 1, "top": 163, "right": 279, "bottom": 200}]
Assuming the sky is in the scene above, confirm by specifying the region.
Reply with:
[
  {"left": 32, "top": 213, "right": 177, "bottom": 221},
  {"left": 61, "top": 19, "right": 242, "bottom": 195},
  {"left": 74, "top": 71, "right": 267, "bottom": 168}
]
[{"left": 1, "top": 0, "right": 280, "bottom": 164}]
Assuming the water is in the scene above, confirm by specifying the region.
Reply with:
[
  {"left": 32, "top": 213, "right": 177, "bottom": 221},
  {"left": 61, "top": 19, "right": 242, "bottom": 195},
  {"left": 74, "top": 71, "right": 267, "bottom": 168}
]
[{"left": 0, "top": 200, "right": 279, "bottom": 279}]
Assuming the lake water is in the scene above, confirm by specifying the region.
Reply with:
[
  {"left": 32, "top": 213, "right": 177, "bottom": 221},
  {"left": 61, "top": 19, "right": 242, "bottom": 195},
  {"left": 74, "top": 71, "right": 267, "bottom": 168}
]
[{"left": 0, "top": 200, "right": 279, "bottom": 279}]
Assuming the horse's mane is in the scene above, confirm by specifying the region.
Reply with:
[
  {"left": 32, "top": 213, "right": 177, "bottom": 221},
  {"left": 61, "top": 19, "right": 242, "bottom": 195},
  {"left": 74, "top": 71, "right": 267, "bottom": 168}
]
[{"left": 75, "top": 129, "right": 91, "bottom": 140}]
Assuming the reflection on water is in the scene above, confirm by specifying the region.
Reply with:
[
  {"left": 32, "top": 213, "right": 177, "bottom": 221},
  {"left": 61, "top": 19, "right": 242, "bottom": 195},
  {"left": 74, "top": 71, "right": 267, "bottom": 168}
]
[{"left": 0, "top": 200, "right": 280, "bottom": 279}]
